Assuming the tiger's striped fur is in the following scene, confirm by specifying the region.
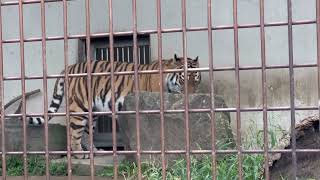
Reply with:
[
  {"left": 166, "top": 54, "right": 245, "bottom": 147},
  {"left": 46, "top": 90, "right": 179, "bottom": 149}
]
[{"left": 28, "top": 54, "right": 201, "bottom": 159}]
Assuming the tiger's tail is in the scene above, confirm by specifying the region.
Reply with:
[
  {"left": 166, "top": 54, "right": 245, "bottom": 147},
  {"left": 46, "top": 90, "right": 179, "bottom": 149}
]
[{"left": 28, "top": 77, "right": 65, "bottom": 125}]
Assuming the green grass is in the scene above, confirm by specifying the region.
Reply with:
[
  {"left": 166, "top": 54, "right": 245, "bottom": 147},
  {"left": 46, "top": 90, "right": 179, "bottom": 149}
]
[{"left": 0, "top": 155, "right": 67, "bottom": 176}]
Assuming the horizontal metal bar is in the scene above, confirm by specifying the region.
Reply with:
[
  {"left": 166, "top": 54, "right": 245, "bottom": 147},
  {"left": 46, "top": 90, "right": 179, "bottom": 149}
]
[
  {"left": 1, "top": 20, "right": 316, "bottom": 44},
  {"left": 2, "top": 63, "right": 318, "bottom": 81},
  {"left": 2, "top": 149, "right": 320, "bottom": 156},
  {"left": 3, "top": 106, "right": 318, "bottom": 119}
]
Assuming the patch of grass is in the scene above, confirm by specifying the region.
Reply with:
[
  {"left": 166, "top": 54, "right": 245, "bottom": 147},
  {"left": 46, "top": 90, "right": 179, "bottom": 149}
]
[
  {"left": 96, "top": 153, "right": 265, "bottom": 179},
  {"left": 0, "top": 155, "right": 67, "bottom": 176}
]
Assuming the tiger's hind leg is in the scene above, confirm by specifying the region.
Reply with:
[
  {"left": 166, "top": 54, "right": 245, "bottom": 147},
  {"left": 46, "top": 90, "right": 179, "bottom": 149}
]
[
  {"left": 81, "top": 119, "right": 98, "bottom": 152},
  {"left": 70, "top": 116, "right": 89, "bottom": 159}
]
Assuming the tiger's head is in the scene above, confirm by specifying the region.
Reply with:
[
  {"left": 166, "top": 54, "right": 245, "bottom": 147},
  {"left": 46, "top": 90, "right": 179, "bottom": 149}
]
[{"left": 164, "top": 54, "right": 201, "bottom": 93}]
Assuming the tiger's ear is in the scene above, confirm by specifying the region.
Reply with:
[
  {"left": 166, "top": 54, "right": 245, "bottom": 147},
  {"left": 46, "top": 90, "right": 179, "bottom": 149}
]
[
  {"left": 174, "top": 54, "right": 182, "bottom": 63},
  {"left": 194, "top": 56, "right": 199, "bottom": 62}
]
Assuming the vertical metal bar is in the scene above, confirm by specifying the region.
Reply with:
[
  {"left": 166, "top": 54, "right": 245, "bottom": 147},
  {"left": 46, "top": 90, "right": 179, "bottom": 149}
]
[
  {"left": 287, "top": 0, "right": 297, "bottom": 178},
  {"left": 40, "top": 0, "right": 50, "bottom": 178},
  {"left": 62, "top": 0, "right": 72, "bottom": 178},
  {"left": 122, "top": 47, "right": 125, "bottom": 62},
  {"left": 316, "top": 0, "right": 320, "bottom": 150},
  {"left": 0, "top": 4, "right": 6, "bottom": 180},
  {"left": 156, "top": 0, "right": 166, "bottom": 179},
  {"left": 138, "top": 47, "right": 141, "bottom": 64},
  {"left": 207, "top": 0, "right": 217, "bottom": 179},
  {"left": 181, "top": 0, "right": 191, "bottom": 179},
  {"left": 132, "top": 0, "right": 142, "bottom": 179},
  {"left": 259, "top": 0, "right": 269, "bottom": 179},
  {"left": 106, "top": 47, "right": 109, "bottom": 61},
  {"left": 18, "top": 0, "right": 28, "bottom": 178},
  {"left": 143, "top": 46, "right": 146, "bottom": 64},
  {"left": 127, "top": 47, "right": 130, "bottom": 63},
  {"left": 84, "top": 0, "right": 95, "bottom": 178},
  {"left": 116, "top": 47, "right": 119, "bottom": 62},
  {"left": 101, "top": 48, "right": 104, "bottom": 60},
  {"left": 108, "top": 0, "right": 118, "bottom": 178},
  {"left": 232, "top": 0, "right": 242, "bottom": 179}
]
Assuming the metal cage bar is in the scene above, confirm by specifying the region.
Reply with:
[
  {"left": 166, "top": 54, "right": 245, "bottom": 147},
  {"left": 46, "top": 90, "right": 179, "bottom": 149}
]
[
  {"left": 39, "top": 0, "right": 50, "bottom": 178},
  {"left": 287, "top": 0, "right": 297, "bottom": 178},
  {"left": 0, "top": 3, "right": 6, "bottom": 179},
  {"left": 207, "top": 0, "right": 217, "bottom": 179},
  {"left": 155, "top": 0, "right": 166, "bottom": 179},
  {"left": 181, "top": 0, "right": 191, "bottom": 179},
  {"left": 17, "top": 0, "right": 28, "bottom": 178},
  {"left": 107, "top": 0, "right": 119, "bottom": 178},
  {"left": 84, "top": 0, "right": 95, "bottom": 178},
  {"left": 232, "top": 0, "right": 243, "bottom": 179},
  {"left": 132, "top": 0, "right": 142, "bottom": 179},
  {"left": 259, "top": 0, "right": 269, "bottom": 179},
  {"left": 62, "top": 0, "right": 72, "bottom": 178}
]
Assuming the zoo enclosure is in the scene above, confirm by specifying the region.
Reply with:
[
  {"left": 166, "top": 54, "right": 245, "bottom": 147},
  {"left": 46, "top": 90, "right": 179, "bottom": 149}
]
[{"left": 0, "top": 0, "right": 319, "bottom": 180}]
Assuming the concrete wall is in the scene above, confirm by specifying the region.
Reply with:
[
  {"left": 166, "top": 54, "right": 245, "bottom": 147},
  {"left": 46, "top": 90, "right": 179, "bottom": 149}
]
[{"left": 2, "top": 0, "right": 318, "bottom": 134}]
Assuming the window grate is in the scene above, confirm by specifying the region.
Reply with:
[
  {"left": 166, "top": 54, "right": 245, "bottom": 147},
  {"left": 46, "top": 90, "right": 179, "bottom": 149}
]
[{"left": 95, "top": 45, "right": 150, "bottom": 64}]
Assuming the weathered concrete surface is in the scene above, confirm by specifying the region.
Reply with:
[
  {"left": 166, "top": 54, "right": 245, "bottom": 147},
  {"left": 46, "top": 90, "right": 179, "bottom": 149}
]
[
  {"left": 118, "top": 92, "right": 235, "bottom": 162},
  {"left": 0, "top": 118, "right": 67, "bottom": 152},
  {"left": 269, "top": 115, "right": 320, "bottom": 179}
]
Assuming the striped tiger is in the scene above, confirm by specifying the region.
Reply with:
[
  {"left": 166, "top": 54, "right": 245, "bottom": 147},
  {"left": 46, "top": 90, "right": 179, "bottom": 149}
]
[{"left": 28, "top": 54, "right": 201, "bottom": 159}]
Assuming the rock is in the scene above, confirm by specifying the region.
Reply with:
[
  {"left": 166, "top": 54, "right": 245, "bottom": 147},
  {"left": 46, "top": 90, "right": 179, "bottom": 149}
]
[
  {"left": 118, "top": 92, "right": 235, "bottom": 163},
  {"left": 269, "top": 115, "right": 320, "bottom": 179}
]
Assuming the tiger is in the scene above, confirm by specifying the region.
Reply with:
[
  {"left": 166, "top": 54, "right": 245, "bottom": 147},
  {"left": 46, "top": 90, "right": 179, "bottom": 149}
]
[{"left": 28, "top": 54, "right": 201, "bottom": 159}]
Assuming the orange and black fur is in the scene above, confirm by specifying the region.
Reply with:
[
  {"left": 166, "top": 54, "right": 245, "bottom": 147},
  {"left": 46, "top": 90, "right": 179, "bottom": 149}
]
[{"left": 29, "top": 54, "right": 201, "bottom": 159}]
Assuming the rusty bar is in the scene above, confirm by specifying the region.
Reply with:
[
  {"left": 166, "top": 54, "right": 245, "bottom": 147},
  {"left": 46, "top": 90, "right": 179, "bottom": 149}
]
[
  {"left": 287, "top": 0, "right": 297, "bottom": 178},
  {"left": 181, "top": 0, "right": 191, "bottom": 179},
  {"left": 1, "top": 20, "right": 318, "bottom": 44},
  {"left": 259, "top": 0, "right": 269, "bottom": 179},
  {"left": 84, "top": 0, "right": 95, "bottom": 178},
  {"left": 1, "top": 63, "right": 320, "bottom": 81},
  {"left": 156, "top": 0, "right": 166, "bottom": 179},
  {"left": 1, "top": 148, "right": 320, "bottom": 155},
  {"left": 0, "top": 3, "right": 6, "bottom": 179},
  {"left": 232, "top": 0, "right": 243, "bottom": 179},
  {"left": 39, "top": 0, "right": 50, "bottom": 178},
  {"left": 18, "top": 0, "right": 28, "bottom": 178},
  {"left": 317, "top": 0, "right": 320, "bottom": 151},
  {"left": 62, "top": 0, "right": 72, "bottom": 178},
  {"left": 132, "top": 0, "right": 142, "bottom": 179},
  {"left": 1, "top": 0, "right": 69, "bottom": 6},
  {"left": 207, "top": 0, "right": 217, "bottom": 179},
  {"left": 6, "top": 105, "right": 320, "bottom": 118},
  {"left": 4, "top": 105, "right": 320, "bottom": 118},
  {"left": 108, "top": 0, "right": 118, "bottom": 179}
]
